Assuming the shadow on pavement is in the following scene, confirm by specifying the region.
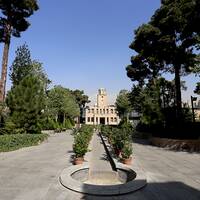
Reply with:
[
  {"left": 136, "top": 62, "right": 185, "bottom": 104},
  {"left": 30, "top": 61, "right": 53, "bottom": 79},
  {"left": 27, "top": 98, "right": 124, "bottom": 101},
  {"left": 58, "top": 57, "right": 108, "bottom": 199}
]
[{"left": 79, "top": 181, "right": 200, "bottom": 200}]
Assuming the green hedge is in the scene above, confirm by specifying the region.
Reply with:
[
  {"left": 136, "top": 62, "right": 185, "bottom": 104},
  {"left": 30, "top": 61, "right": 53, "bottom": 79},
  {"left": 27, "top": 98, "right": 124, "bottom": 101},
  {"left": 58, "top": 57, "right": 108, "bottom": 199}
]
[
  {"left": 73, "top": 125, "right": 94, "bottom": 157},
  {"left": 0, "top": 134, "right": 48, "bottom": 152}
]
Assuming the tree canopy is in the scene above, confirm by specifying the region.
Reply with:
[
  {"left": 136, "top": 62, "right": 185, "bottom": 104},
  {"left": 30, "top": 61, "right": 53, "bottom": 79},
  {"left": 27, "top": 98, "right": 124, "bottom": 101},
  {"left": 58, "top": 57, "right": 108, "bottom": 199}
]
[
  {"left": 0, "top": 0, "right": 39, "bottom": 102},
  {"left": 115, "top": 90, "right": 132, "bottom": 119},
  {"left": 6, "top": 76, "right": 46, "bottom": 134},
  {"left": 126, "top": 0, "right": 200, "bottom": 121},
  {"left": 47, "top": 86, "right": 80, "bottom": 123}
]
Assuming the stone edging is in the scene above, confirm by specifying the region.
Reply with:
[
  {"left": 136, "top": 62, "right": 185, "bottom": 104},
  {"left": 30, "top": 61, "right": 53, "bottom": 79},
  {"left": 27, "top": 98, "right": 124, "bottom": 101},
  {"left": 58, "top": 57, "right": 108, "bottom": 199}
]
[{"left": 59, "top": 163, "right": 147, "bottom": 196}]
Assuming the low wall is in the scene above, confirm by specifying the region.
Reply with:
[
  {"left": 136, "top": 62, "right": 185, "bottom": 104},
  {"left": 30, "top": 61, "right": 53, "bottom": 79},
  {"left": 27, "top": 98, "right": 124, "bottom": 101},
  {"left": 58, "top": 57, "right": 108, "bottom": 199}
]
[{"left": 150, "top": 137, "right": 200, "bottom": 152}]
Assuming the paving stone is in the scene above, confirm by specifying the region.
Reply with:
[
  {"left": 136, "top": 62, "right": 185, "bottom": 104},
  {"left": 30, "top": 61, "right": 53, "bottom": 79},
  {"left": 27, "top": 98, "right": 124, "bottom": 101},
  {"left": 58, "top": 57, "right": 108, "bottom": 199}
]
[{"left": 0, "top": 132, "right": 199, "bottom": 199}]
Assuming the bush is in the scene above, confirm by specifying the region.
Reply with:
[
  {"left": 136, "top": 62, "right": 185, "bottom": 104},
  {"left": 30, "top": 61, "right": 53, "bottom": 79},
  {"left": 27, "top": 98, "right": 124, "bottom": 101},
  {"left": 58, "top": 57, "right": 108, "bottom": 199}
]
[
  {"left": 73, "top": 124, "right": 94, "bottom": 158},
  {"left": 101, "top": 125, "right": 113, "bottom": 138},
  {"left": 101, "top": 122, "right": 133, "bottom": 157},
  {"left": 41, "top": 118, "right": 75, "bottom": 132},
  {"left": 0, "top": 134, "right": 48, "bottom": 152},
  {"left": 121, "top": 141, "right": 133, "bottom": 159},
  {"left": 73, "top": 134, "right": 88, "bottom": 158}
]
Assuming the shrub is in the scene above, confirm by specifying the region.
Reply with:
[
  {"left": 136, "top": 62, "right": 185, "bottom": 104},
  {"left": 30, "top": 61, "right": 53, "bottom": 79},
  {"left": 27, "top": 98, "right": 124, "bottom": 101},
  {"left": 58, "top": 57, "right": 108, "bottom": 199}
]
[
  {"left": 73, "top": 134, "right": 88, "bottom": 158},
  {"left": 72, "top": 124, "right": 94, "bottom": 158},
  {"left": 121, "top": 141, "right": 133, "bottom": 159},
  {"left": 101, "top": 125, "right": 113, "bottom": 138},
  {"left": 0, "top": 134, "right": 48, "bottom": 152}
]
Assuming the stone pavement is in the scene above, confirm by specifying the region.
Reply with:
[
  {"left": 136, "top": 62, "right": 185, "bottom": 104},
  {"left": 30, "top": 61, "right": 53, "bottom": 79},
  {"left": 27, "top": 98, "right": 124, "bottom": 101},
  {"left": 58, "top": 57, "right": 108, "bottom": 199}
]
[
  {"left": 87, "top": 132, "right": 120, "bottom": 185},
  {"left": 0, "top": 132, "right": 200, "bottom": 200},
  {"left": 0, "top": 131, "right": 74, "bottom": 200}
]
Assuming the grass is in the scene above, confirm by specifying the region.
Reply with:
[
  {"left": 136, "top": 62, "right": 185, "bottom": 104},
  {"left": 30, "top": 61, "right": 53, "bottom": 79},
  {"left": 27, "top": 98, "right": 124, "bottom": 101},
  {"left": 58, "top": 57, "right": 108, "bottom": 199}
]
[{"left": 0, "top": 133, "right": 49, "bottom": 152}]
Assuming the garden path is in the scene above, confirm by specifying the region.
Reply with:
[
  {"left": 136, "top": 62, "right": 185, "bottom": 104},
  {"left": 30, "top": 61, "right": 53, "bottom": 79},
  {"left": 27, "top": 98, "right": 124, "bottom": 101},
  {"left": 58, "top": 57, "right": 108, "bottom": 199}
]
[{"left": 86, "top": 132, "right": 120, "bottom": 185}]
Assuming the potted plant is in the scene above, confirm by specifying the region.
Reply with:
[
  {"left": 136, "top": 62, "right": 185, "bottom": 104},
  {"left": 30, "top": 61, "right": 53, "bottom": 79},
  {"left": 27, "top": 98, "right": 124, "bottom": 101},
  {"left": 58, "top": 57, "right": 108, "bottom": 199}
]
[
  {"left": 121, "top": 141, "right": 133, "bottom": 165},
  {"left": 73, "top": 135, "right": 88, "bottom": 165}
]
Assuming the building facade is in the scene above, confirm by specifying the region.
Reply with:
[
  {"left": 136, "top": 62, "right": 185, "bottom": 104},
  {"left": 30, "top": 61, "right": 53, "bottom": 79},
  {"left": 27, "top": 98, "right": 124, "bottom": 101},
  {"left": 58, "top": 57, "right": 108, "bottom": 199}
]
[{"left": 85, "top": 88, "right": 120, "bottom": 125}]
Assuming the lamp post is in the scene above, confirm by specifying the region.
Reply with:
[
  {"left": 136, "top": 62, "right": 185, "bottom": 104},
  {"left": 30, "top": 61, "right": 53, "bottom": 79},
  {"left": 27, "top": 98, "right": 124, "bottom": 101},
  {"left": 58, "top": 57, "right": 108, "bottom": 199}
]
[{"left": 191, "top": 96, "right": 197, "bottom": 122}]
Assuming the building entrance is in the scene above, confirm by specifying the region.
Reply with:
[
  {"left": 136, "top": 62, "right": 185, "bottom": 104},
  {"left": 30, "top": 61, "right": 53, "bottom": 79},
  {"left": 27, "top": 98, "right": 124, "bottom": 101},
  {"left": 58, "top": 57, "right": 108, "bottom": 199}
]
[{"left": 100, "top": 117, "right": 105, "bottom": 125}]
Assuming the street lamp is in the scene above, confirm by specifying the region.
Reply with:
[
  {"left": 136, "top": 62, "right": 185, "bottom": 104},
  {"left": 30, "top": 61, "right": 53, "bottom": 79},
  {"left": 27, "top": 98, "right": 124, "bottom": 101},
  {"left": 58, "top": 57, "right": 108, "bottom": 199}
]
[{"left": 191, "top": 96, "right": 197, "bottom": 122}]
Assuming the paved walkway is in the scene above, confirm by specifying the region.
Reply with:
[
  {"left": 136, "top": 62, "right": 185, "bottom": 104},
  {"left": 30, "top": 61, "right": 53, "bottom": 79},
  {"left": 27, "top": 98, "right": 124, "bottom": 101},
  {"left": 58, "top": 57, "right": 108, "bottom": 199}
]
[
  {"left": 87, "top": 132, "right": 119, "bottom": 185},
  {"left": 0, "top": 132, "right": 200, "bottom": 200},
  {"left": 0, "top": 131, "right": 74, "bottom": 200}
]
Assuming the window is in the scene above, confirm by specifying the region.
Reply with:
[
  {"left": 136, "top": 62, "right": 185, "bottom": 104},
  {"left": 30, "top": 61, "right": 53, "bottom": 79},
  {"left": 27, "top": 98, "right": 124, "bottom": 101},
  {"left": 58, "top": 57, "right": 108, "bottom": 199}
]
[
  {"left": 92, "top": 109, "right": 94, "bottom": 114},
  {"left": 106, "top": 109, "right": 109, "bottom": 114},
  {"left": 111, "top": 109, "right": 113, "bottom": 114},
  {"left": 107, "top": 117, "right": 109, "bottom": 123},
  {"left": 91, "top": 117, "right": 94, "bottom": 122},
  {"left": 111, "top": 117, "right": 113, "bottom": 122},
  {"left": 88, "top": 117, "right": 90, "bottom": 122},
  {"left": 103, "top": 109, "right": 105, "bottom": 114},
  {"left": 88, "top": 109, "right": 90, "bottom": 113},
  {"left": 96, "top": 117, "right": 98, "bottom": 122},
  {"left": 96, "top": 109, "right": 99, "bottom": 114},
  {"left": 114, "top": 117, "right": 117, "bottom": 122}
]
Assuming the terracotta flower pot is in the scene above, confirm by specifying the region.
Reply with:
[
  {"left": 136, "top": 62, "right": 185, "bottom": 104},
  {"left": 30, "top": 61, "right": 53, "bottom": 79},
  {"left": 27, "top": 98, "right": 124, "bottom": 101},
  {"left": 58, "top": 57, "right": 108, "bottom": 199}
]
[
  {"left": 74, "top": 157, "right": 84, "bottom": 165},
  {"left": 122, "top": 157, "right": 132, "bottom": 165}
]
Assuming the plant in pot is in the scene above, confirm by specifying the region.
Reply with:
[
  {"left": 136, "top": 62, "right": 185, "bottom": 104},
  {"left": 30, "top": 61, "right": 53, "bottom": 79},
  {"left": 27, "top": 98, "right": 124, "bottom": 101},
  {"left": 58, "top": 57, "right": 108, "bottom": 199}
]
[
  {"left": 112, "top": 128, "right": 127, "bottom": 157},
  {"left": 121, "top": 141, "right": 133, "bottom": 165},
  {"left": 73, "top": 134, "right": 88, "bottom": 165}
]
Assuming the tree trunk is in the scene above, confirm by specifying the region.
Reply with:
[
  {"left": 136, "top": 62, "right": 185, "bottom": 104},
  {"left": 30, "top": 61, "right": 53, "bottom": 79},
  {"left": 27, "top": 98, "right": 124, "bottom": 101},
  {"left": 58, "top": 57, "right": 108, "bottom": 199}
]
[
  {"left": 174, "top": 64, "right": 182, "bottom": 121},
  {"left": 0, "top": 41, "right": 10, "bottom": 102},
  {"left": 0, "top": 22, "right": 11, "bottom": 103},
  {"left": 63, "top": 113, "right": 65, "bottom": 125}
]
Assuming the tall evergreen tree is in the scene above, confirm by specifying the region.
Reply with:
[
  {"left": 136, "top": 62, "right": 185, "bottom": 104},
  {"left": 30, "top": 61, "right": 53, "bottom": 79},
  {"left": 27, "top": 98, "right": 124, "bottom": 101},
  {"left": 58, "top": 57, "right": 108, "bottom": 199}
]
[
  {"left": 6, "top": 76, "right": 46, "bottom": 134},
  {"left": 9, "top": 43, "right": 32, "bottom": 86},
  {"left": 9, "top": 44, "right": 50, "bottom": 89},
  {"left": 0, "top": 0, "right": 39, "bottom": 102},
  {"left": 127, "top": 0, "right": 200, "bottom": 121},
  {"left": 115, "top": 90, "right": 132, "bottom": 120}
]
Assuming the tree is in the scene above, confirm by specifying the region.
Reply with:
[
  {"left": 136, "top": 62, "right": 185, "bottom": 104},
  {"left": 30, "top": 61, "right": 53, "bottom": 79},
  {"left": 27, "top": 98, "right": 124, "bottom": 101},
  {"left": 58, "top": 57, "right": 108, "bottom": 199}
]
[
  {"left": 71, "top": 89, "right": 90, "bottom": 123},
  {"left": 6, "top": 76, "right": 46, "bottom": 134},
  {"left": 127, "top": 0, "right": 200, "bottom": 121},
  {"left": 47, "top": 86, "right": 80, "bottom": 124},
  {"left": 0, "top": 0, "right": 39, "bottom": 102},
  {"left": 115, "top": 90, "right": 132, "bottom": 120},
  {"left": 150, "top": 0, "right": 199, "bottom": 119},
  {"left": 9, "top": 43, "right": 32, "bottom": 85},
  {"left": 10, "top": 44, "right": 50, "bottom": 89},
  {"left": 194, "top": 82, "right": 200, "bottom": 95}
]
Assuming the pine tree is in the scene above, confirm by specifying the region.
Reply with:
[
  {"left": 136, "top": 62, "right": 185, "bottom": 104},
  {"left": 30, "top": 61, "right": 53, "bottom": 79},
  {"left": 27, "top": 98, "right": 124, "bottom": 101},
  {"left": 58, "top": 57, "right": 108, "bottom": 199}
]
[
  {"left": 0, "top": 0, "right": 39, "bottom": 102},
  {"left": 9, "top": 44, "right": 32, "bottom": 86},
  {"left": 6, "top": 76, "right": 46, "bottom": 134}
]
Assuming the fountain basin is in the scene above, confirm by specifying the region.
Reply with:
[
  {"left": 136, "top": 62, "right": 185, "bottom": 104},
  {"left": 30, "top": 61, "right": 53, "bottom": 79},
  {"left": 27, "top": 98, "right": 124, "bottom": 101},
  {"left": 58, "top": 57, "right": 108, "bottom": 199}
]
[{"left": 59, "top": 163, "right": 147, "bottom": 196}]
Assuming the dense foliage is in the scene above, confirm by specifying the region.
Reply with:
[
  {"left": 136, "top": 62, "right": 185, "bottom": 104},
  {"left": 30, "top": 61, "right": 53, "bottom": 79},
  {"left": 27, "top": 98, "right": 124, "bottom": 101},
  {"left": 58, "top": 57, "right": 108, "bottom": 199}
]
[
  {"left": 0, "top": 133, "right": 48, "bottom": 152},
  {"left": 125, "top": 0, "right": 200, "bottom": 139},
  {"left": 44, "top": 86, "right": 80, "bottom": 131},
  {"left": 126, "top": 0, "right": 200, "bottom": 122},
  {"left": 71, "top": 90, "right": 90, "bottom": 123},
  {"left": 6, "top": 76, "right": 46, "bottom": 134},
  {"left": 101, "top": 120, "right": 134, "bottom": 158},
  {"left": 115, "top": 90, "right": 132, "bottom": 120},
  {"left": 73, "top": 125, "right": 94, "bottom": 158}
]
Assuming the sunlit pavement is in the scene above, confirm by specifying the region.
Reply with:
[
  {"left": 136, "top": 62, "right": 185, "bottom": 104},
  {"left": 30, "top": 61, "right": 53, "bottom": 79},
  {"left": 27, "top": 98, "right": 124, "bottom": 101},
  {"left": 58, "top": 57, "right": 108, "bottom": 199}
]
[{"left": 0, "top": 132, "right": 199, "bottom": 200}]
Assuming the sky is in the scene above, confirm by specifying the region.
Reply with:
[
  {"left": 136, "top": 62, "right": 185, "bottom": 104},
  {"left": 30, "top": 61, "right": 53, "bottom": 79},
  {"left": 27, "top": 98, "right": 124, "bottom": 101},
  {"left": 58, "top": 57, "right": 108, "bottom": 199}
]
[{"left": 0, "top": 0, "right": 199, "bottom": 105}]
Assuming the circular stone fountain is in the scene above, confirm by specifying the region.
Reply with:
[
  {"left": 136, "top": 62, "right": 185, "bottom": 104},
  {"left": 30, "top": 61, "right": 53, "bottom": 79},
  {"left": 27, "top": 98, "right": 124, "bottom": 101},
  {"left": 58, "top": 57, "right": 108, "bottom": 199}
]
[
  {"left": 59, "top": 163, "right": 146, "bottom": 196},
  {"left": 60, "top": 132, "right": 147, "bottom": 196}
]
